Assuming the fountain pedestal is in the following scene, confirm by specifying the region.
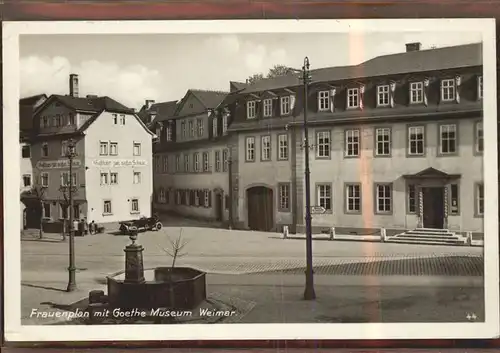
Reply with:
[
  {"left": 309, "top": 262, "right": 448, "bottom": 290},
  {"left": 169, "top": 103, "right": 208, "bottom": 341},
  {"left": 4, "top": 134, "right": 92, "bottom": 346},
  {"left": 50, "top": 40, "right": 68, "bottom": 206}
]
[{"left": 124, "top": 227, "right": 145, "bottom": 284}]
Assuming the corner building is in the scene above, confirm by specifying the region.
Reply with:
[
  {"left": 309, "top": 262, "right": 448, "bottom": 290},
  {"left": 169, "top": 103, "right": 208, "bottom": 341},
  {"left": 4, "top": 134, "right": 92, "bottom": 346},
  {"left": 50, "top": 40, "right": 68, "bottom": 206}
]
[
  {"left": 224, "top": 42, "right": 484, "bottom": 239},
  {"left": 24, "top": 74, "right": 154, "bottom": 230}
]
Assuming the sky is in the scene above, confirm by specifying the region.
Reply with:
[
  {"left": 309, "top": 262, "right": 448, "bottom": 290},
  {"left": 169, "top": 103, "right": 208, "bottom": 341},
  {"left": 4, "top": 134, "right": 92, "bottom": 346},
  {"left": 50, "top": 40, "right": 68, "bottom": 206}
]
[{"left": 20, "top": 31, "right": 482, "bottom": 110}]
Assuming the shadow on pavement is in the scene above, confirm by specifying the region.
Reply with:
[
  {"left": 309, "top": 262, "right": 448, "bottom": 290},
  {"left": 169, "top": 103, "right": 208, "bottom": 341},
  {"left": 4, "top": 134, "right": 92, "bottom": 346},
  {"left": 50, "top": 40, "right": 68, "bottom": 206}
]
[{"left": 22, "top": 283, "right": 67, "bottom": 292}]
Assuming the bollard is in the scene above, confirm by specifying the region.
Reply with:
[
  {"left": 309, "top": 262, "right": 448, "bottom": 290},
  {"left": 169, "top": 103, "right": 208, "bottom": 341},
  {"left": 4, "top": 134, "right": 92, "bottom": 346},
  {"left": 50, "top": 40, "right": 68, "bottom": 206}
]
[
  {"left": 329, "top": 227, "right": 336, "bottom": 240},
  {"left": 380, "top": 228, "right": 387, "bottom": 242},
  {"left": 282, "top": 225, "right": 289, "bottom": 239}
]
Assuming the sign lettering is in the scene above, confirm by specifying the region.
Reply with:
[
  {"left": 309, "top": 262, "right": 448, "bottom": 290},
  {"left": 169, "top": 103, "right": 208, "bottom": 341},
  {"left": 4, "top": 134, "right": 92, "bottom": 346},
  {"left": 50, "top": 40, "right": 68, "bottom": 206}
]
[
  {"left": 310, "top": 206, "right": 326, "bottom": 214},
  {"left": 36, "top": 160, "right": 82, "bottom": 169},
  {"left": 92, "top": 159, "right": 148, "bottom": 168}
]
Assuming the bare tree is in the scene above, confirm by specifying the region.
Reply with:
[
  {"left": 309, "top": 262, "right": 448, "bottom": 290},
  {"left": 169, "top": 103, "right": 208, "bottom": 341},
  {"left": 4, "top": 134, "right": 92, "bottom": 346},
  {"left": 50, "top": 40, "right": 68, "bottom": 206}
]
[
  {"left": 161, "top": 230, "right": 189, "bottom": 269},
  {"left": 28, "top": 174, "right": 48, "bottom": 239},
  {"left": 58, "top": 185, "right": 78, "bottom": 241}
]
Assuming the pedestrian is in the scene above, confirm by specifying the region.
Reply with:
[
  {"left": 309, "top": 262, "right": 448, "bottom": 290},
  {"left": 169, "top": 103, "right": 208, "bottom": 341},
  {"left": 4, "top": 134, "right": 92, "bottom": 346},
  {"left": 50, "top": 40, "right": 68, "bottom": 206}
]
[
  {"left": 89, "top": 220, "right": 96, "bottom": 235},
  {"left": 73, "top": 219, "right": 79, "bottom": 236}
]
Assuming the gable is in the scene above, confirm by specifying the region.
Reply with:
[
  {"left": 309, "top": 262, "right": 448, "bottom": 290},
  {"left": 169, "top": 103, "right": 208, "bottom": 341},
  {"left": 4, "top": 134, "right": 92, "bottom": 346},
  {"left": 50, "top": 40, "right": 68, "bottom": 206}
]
[
  {"left": 83, "top": 111, "right": 155, "bottom": 137},
  {"left": 175, "top": 92, "right": 207, "bottom": 117}
]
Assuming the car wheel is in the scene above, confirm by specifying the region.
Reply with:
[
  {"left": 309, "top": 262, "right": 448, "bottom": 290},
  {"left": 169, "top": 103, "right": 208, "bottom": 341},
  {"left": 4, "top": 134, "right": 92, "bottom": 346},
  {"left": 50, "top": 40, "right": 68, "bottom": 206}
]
[{"left": 155, "top": 222, "right": 163, "bottom": 231}]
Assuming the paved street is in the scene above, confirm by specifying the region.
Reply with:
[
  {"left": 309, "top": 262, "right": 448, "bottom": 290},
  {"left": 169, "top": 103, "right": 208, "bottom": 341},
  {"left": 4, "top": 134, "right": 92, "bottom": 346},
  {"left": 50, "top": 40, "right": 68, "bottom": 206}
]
[{"left": 20, "top": 222, "right": 484, "bottom": 324}]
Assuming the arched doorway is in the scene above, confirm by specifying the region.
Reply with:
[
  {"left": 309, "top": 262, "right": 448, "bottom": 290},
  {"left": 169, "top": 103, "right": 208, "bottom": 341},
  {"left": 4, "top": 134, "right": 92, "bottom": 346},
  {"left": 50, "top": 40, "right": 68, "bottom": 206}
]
[{"left": 246, "top": 186, "right": 274, "bottom": 231}]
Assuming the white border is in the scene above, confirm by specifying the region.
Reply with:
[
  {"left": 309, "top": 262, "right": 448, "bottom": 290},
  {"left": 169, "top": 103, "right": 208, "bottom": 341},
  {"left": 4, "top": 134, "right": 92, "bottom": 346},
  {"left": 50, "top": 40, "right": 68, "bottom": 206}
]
[{"left": 3, "top": 19, "right": 499, "bottom": 342}]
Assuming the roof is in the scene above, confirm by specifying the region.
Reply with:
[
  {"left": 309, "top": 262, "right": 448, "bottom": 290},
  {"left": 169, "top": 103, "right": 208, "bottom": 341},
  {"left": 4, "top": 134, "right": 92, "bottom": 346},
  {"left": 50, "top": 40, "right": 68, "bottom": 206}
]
[
  {"left": 240, "top": 42, "right": 482, "bottom": 94},
  {"left": 20, "top": 94, "right": 47, "bottom": 106},
  {"left": 149, "top": 100, "right": 179, "bottom": 124},
  {"left": 190, "top": 89, "right": 228, "bottom": 109},
  {"left": 49, "top": 94, "right": 134, "bottom": 114},
  {"left": 230, "top": 81, "right": 248, "bottom": 92}
]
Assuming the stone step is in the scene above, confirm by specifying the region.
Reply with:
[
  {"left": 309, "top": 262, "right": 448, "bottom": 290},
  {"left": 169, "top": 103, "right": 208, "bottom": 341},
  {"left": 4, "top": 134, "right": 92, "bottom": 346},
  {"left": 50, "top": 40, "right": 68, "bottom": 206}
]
[
  {"left": 396, "top": 233, "right": 463, "bottom": 240},
  {"left": 394, "top": 234, "right": 464, "bottom": 242},
  {"left": 406, "top": 230, "right": 456, "bottom": 236},
  {"left": 414, "top": 228, "right": 452, "bottom": 233},
  {"left": 386, "top": 238, "right": 466, "bottom": 246}
]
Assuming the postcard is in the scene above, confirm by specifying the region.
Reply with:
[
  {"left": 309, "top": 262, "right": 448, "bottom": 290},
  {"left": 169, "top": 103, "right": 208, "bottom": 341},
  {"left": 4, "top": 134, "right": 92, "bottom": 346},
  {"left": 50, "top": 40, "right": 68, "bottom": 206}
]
[{"left": 3, "top": 18, "right": 499, "bottom": 341}]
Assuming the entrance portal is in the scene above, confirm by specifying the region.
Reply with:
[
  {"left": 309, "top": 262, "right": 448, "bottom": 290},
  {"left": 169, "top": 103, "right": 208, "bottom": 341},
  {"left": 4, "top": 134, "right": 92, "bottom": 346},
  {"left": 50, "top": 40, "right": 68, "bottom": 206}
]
[
  {"left": 422, "top": 187, "right": 445, "bottom": 229},
  {"left": 246, "top": 186, "right": 274, "bottom": 231},
  {"left": 215, "top": 193, "right": 223, "bottom": 222}
]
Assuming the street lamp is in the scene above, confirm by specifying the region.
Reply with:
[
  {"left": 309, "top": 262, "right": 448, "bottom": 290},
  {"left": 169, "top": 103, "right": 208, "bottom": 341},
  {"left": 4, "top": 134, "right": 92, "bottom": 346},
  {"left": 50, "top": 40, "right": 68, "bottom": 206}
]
[
  {"left": 66, "top": 138, "right": 77, "bottom": 292},
  {"left": 227, "top": 150, "right": 234, "bottom": 230},
  {"left": 301, "top": 57, "right": 316, "bottom": 300}
]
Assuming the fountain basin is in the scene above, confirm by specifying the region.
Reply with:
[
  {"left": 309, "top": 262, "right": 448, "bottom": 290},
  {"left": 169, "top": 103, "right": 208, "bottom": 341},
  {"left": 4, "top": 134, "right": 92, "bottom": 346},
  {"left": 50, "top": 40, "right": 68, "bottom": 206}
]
[{"left": 106, "top": 267, "right": 206, "bottom": 310}]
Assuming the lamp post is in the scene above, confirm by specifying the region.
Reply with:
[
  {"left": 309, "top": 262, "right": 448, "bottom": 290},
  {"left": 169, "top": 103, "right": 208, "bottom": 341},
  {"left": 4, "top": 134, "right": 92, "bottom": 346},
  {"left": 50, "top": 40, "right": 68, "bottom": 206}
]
[
  {"left": 301, "top": 57, "right": 316, "bottom": 300},
  {"left": 66, "top": 138, "right": 77, "bottom": 292},
  {"left": 227, "top": 150, "right": 234, "bottom": 230}
]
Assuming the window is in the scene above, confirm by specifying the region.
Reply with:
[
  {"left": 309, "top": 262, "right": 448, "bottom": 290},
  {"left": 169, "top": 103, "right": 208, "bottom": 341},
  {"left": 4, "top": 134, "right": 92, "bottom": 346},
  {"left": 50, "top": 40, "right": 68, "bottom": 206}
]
[
  {"left": 263, "top": 99, "right": 273, "bottom": 117},
  {"left": 112, "top": 114, "right": 118, "bottom": 124},
  {"left": 196, "top": 118, "right": 204, "bottom": 137},
  {"left": 133, "top": 142, "right": 141, "bottom": 156},
  {"left": 202, "top": 152, "right": 210, "bottom": 172},
  {"left": 41, "top": 172, "right": 49, "bottom": 187},
  {"left": 133, "top": 171, "right": 141, "bottom": 184},
  {"left": 408, "top": 126, "right": 425, "bottom": 156},
  {"left": 175, "top": 155, "right": 180, "bottom": 172},
  {"left": 203, "top": 190, "right": 211, "bottom": 207},
  {"left": 345, "top": 184, "right": 361, "bottom": 213},
  {"left": 475, "top": 122, "right": 483, "bottom": 153},
  {"left": 407, "top": 184, "right": 417, "bottom": 214},
  {"left": 60, "top": 172, "right": 77, "bottom": 186},
  {"left": 120, "top": 115, "right": 126, "bottom": 125},
  {"left": 222, "top": 115, "right": 228, "bottom": 135},
  {"left": 347, "top": 88, "right": 359, "bottom": 108},
  {"left": 375, "top": 184, "right": 392, "bottom": 213},
  {"left": 278, "top": 183, "right": 290, "bottom": 212},
  {"left": 316, "top": 131, "right": 331, "bottom": 158},
  {"left": 22, "top": 145, "right": 31, "bottom": 158},
  {"left": 181, "top": 121, "right": 187, "bottom": 137},
  {"left": 345, "top": 129, "right": 360, "bottom": 157},
  {"left": 245, "top": 137, "right": 255, "bottom": 162},
  {"left": 23, "top": 174, "right": 31, "bottom": 187},
  {"left": 278, "top": 134, "right": 288, "bottom": 160},
  {"left": 42, "top": 143, "right": 49, "bottom": 157},
  {"left": 317, "top": 184, "right": 332, "bottom": 211},
  {"left": 103, "top": 200, "right": 112, "bottom": 214},
  {"left": 68, "top": 113, "right": 76, "bottom": 125},
  {"left": 375, "top": 128, "right": 391, "bottom": 156},
  {"left": 439, "top": 124, "right": 457, "bottom": 154},
  {"left": 110, "top": 172, "right": 118, "bottom": 185},
  {"left": 162, "top": 156, "right": 168, "bottom": 173},
  {"left": 155, "top": 156, "right": 161, "bottom": 173},
  {"left": 450, "top": 184, "right": 460, "bottom": 215},
  {"left": 215, "top": 151, "right": 221, "bottom": 172},
  {"left": 223, "top": 149, "right": 229, "bottom": 172},
  {"left": 318, "top": 91, "right": 330, "bottom": 111},
  {"left": 478, "top": 75, "right": 483, "bottom": 99},
  {"left": 194, "top": 153, "right": 200, "bottom": 172},
  {"left": 43, "top": 203, "right": 51, "bottom": 219},
  {"left": 476, "top": 183, "right": 484, "bottom": 216},
  {"left": 175, "top": 190, "right": 182, "bottom": 205},
  {"left": 99, "top": 142, "right": 108, "bottom": 156},
  {"left": 441, "top": 79, "right": 455, "bottom": 101},
  {"left": 195, "top": 190, "right": 200, "bottom": 206},
  {"left": 42, "top": 116, "right": 48, "bottom": 128},
  {"left": 131, "top": 198, "right": 139, "bottom": 213},
  {"left": 247, "top": 101, "right": 256, "bottom": 119},
  {"left": 184, "top": 154, "right": 190, "bottom": 172},
  {"left": 212, "top": 117, "right": 218, "bottom": 137},
  {"left": 189, "top": 120, "right": 195, "bottom": 137},
  {"left": 61, "top": 140, "right": 67, "bottom": 156},
  {"left": 110, "top": 142, "right": 118, "bottom": 156},
  {"left": 261, "top": 135, "right": 271, "bottom": 161},
  {"left": 410, "top": 82, "right": 424, "bottom": 104},
  {"left": 377, "top": 85, "right": 390, "bottom": 106},
  {"left": 100, "top": 172, "right": 109, "bottom": 185},
  {"left": 280, "top": 96, "right": 291, "bottom": 115},
  {"left": 166, "top": 126, "right": 172, "bottom": 141}
]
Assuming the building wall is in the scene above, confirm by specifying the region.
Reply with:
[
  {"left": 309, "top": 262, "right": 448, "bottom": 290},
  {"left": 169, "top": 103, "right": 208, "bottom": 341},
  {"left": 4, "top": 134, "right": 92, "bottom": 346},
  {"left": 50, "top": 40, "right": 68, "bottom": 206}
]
[
  {"left": 29, "top": 137, "right": 86, "bottom": 222},
  {"left": 301, "top": 117, "right": 483, "bottom": 233},
  {"left": 84, "top": 111, "right": 153, "bottom": 224},
  {"left": 175, "top": 113, "right": 211, "bottom": 143},
  {"left": 153, "top": 141, "right": 230, "bottom": 221},
  {"left": 20, "top": 142, "right": 33, "bottom": 193},
  {"left": 237, "top": 128, "right": 293, "bottom": 230}
]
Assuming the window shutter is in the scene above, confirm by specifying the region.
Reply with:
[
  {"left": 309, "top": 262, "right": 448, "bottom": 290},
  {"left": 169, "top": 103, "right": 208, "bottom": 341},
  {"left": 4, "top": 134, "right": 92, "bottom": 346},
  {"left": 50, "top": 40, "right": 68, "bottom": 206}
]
[
  {"left": 208, "top": 191, "right": 212, "bottom": 208},
  {"left": 190, "top": 190, "right": 195, "bottom": 206},
  {"left": 272, "top": 98, "right": 280, "bottom": 117}
]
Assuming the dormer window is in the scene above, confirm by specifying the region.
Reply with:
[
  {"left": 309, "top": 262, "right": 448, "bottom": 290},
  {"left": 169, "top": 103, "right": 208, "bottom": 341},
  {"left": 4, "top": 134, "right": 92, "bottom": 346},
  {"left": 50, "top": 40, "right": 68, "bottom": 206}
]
[
  {"left": 263, "top": 99, "right": 273, "bottom": 117},
  {"left": 212, "top": 117, "right": 218, "bottom": 137},
  {"left": 347, "top": 88, "right": 359, "bottom": 108},
  {"left": 441, "top": 79, "right": 456, "bottom": 102},
  {"left": 478, "top": 75, "right": 483, "bottom": 100},
  {"left": 247, "top": 101, "right": 256, "bottom": 119},
  {"left": 42, "top": 116, "right": 48, "bottom": 128},
  {"left": 410, "top": 82, "right": 424, "bottom": 104},
  {"left": 222, "top": 114, "right": 228, "bottom": 135},
  {"left": 377, "top": 85, "right": 390, "bottom": 107},
  {"left": 318, "top": 91, "right": 330, "bottom": 111},
  {"left": 280, "top": 96, "right": 291, "bottom": 115},
  {"left": 166, "top": 125, "right": 172, "bottom": 141},
  {"left": 68, "top": 113, "right": 76, "bottom": 125}
]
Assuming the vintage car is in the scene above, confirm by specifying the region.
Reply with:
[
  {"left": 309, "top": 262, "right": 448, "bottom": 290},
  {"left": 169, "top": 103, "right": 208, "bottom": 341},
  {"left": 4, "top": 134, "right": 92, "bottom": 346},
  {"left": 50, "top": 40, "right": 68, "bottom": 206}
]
[{"left": 119, "top": 215, "right": 163, "bottom": 234}]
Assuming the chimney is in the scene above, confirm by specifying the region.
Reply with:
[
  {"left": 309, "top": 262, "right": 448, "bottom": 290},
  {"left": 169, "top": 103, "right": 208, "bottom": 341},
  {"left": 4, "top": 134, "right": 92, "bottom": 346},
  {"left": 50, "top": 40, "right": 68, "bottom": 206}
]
[
  {"left": 145, "top": 99, "right": 155, "bottom": 110},
  {"left": 69, "top": 74, "right": 79, "bottom": 97},
  {"left": 405, "top": 42, "right": 422, "bottom": 52}
]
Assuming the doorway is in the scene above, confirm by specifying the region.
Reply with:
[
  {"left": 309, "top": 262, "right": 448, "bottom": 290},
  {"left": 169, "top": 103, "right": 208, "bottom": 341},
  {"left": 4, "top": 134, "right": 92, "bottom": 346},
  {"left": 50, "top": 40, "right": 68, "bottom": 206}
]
[
  {"left": 215, "top": 193, "right": 223, "bottom": 222},
  {"left": 422, "top": 187, "right": 445, "bottom": 229},
  {"left": 246, "top": 186, "right": 274, "bottom": 231}
]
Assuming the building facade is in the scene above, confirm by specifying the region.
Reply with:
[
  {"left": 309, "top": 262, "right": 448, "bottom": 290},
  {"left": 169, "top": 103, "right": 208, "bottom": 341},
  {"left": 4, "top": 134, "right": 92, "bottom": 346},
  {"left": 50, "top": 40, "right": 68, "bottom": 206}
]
[
  {"left": 149, "top": 89, "right": 233, "bottom": 223},
  {"left": 224, "top": 42, "right": 484, "bottom": 237},
  {"left": 21, "top": 74, "right": 155, "bottom": 231}
]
